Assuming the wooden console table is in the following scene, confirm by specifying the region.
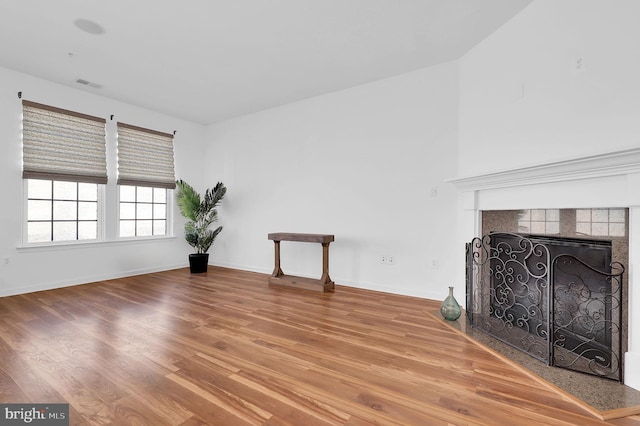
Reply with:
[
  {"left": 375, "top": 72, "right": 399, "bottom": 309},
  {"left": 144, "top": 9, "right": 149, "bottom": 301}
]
[{"left": 268, "top": 232, "right": 335, "bottom": 292}]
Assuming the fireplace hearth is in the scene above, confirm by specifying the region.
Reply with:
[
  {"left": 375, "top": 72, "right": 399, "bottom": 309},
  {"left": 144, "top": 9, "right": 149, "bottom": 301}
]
[{"left": 466, "top": 231, "right": 625, "bottom": 381}]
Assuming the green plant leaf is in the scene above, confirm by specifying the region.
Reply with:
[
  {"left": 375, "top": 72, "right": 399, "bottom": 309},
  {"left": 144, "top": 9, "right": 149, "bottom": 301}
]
[
  {"left": 175, "top": 180, "right": 227, "bottom": 254},
  {"left": 175, "top": 180, "right": 200, "bottom": 222}
]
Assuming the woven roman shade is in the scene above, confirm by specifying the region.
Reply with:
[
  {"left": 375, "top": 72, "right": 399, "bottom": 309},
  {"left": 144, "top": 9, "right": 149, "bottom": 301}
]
[
  {"left": 117, "top": 122, "right": 176, "bottom": 189},
  {"left": 22, "top": 100, "right": 107, "bottom": 184}
]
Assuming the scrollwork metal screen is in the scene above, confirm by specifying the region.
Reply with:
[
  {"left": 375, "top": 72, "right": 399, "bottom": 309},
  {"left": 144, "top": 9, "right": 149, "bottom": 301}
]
[{"left": 466, "top": 232, "right": 624, "bottom": 381}]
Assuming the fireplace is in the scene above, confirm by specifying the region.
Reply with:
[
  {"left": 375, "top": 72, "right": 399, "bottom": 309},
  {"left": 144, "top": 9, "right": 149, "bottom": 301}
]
[
  {"left": 448, "top": 147, "right": 640, "bottom": 390},
  {"left": 466, "top": 229, "right": 625, "bottom": 381}
]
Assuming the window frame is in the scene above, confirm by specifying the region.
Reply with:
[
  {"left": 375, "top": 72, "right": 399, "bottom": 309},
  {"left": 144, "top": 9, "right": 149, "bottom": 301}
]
[
  {"left": 22, "top": 179, "right": 107, "bottom": 246},
  {"left": 117, "top": 185, "right": 174, "bottom": 240}
]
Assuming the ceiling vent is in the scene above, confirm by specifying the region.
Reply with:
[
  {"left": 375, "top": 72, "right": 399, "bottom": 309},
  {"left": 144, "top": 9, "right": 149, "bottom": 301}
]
[{"left": 76, "top": 78, "right": 102, "bottom": 89}]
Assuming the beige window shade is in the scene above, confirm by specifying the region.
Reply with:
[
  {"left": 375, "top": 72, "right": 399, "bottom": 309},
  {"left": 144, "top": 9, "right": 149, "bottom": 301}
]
[
  {"left": 117, "top": 122, "right": 176, "bottom": 189},
  {"left": 22, "top": 100, "right": 107, "bottom": 184}
]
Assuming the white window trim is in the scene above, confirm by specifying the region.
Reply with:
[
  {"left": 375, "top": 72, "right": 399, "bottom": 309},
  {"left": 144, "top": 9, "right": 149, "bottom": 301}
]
[
  {"left": 20, "top": 180, "right": 175, "bottom": 249},
  {"left": 116, "top": 186, "right": 175, "bottom": 241},
  {"left": 17, "top": 235, "right": 177, "bottom": 252},
  {"left": 21, "top": 179, "right": 106, "bottom": 246}
]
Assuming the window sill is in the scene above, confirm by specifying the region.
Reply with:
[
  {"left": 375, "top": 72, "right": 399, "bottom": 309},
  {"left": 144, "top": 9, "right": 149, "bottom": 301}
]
[{"left": 17, "top": 235, "right": 177, "bottom": 252}]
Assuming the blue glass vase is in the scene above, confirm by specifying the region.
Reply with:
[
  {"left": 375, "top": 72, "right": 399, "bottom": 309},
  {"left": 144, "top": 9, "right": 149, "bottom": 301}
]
[{"left": 441, "top": 286, "right": 461, "bottom": 321}]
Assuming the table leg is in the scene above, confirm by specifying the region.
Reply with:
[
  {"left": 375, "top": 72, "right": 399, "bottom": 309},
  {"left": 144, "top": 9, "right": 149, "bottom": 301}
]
[
  {"left": 320, "top": 242, "right": 333, "bottom": 288},
  {"left": 272, "top": 240, "right": 283, "bottom": 277}
]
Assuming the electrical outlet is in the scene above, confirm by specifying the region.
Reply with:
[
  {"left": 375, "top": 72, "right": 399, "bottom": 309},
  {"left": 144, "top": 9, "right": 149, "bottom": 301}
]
[
  {"left": 387, "top": 256, "right": 394, "bottom": 265},
  {"left": 381, "top": 255, "right": 395, "bottom": 265}
]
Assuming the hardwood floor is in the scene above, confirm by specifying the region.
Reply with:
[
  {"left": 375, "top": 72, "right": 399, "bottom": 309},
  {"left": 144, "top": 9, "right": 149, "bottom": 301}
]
[{"left": 1, "top": 266, "right": 640, "bottom": 425}]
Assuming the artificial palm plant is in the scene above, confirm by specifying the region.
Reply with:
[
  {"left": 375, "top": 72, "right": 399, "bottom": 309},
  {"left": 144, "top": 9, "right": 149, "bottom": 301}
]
[{"left": 175, "top": 180, "right": 227, "bottom": 272}]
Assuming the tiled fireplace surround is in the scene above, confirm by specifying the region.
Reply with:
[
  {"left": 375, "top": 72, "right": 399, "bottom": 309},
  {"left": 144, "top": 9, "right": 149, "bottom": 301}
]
[{"left": 450, "top": 148, "right": 640, "bottom": 391}]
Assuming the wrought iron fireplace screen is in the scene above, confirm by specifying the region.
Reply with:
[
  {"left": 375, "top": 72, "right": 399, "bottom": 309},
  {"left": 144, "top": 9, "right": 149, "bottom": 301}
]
[{"left": 465, "top": 232, "right": 624, "bottom": 381}]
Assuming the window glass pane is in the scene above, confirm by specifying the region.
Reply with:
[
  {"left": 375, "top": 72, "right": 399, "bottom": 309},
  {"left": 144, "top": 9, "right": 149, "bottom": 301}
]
[
  {"left": 137, "top": 186, "right": 153, "bottom": 203},
  {"left": 28, "top": 200, "right": 51, "bottom": 221},
  {"left": 78, "top": 183, "right": 97, "bottom": 201},
  {"left": 28, "top": 179, "right": 51, "bottom": 199},
  {"left": 28, "top": 222, "right": 51, "bottom": 242},
  {"left": 53, "top": 181, "right": 77, "bottom": 200},
  {"left": 120, "top": 185, "right": 136, "bottom": 202},
  {"left": 137, "top": 203, "right": 153, "bottom": 220},
  {"left": 154, "top": 188, "right": 167, "bottom": 203},
  {"left": 153, "top": 220, "right": 166, "bottom": 235},
  {"left": 120, "top": 220, "right": 135, "bottom": 237},
  {"left": 78, "top": 222, "right": 97, "bottom": 240},
  {"left": 53, "top": 201, "right": 77, "bottom": 220},
  {"left": 53, "top": 222, "right": 76, "bottom": 241},
  {"left": 136, "top": 220, "right": 153, "bottom": 236},
  {"left": 153, "top": 204, "right": 166, "bottom": 220},
  {"left": 78, "top": 201, "right": 97, "bottom": 220},
  {"left": 120, "top": 203, "right": 136, "bottom": 220}
]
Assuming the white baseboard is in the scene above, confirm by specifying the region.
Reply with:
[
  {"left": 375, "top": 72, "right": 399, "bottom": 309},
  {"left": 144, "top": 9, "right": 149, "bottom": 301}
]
[
  {"left": 0, "top": 262, "right": 186, "bottom": 297},
  {"left": 3, "top": 258, "right": 447, "bottom": 302},
  {"left": 213, "top": 261, "right": 442, "bottom": 301}
]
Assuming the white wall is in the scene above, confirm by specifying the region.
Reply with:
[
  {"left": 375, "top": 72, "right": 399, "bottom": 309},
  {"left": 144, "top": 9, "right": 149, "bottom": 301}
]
[
  {"left": 0, "top": 66, "right": 205, "bottom": 297},
  {"left": 204, "top": 62, "right": 459, "bottom": 300},
  {"left": 459, "top": 0, "right": 640, "bottom": 177},
  {"left": 457, "top": 0, "right": 640, "bottom": 390}
]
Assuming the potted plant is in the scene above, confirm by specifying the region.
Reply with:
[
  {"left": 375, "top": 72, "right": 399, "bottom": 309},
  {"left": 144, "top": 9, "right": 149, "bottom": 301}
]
[{"left": 175, "top": 180, "right": 227, "bottom": 273}]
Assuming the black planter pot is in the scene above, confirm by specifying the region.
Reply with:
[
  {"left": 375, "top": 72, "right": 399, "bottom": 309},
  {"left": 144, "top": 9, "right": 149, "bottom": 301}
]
[{"left": 189, "top": 253, "right": 209, "bottom": 273}]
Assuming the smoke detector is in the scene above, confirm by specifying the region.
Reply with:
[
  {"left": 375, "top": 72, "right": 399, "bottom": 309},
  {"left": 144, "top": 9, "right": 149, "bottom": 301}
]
[{"left": 73, "top": 19, "right": 105, "bottom": 35}]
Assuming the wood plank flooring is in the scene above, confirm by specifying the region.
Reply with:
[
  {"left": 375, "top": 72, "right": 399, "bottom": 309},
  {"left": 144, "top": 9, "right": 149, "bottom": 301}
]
[{"left": 1, "top": 266, "right": 640, "bottom": 425}]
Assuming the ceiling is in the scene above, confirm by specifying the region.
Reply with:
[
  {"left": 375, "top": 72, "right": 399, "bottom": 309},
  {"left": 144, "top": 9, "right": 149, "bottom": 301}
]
[{"left": 0, "top": 0, "right": 532, "bottom": 125}]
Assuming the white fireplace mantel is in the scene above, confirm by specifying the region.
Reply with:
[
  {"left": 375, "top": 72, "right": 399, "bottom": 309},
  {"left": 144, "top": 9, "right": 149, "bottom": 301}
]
[
  {"left": 448, "top": 147, "right": 640, "bottom": 192},
  {"left": 449, "top": 147, "right": 640, "bottom": 391}
]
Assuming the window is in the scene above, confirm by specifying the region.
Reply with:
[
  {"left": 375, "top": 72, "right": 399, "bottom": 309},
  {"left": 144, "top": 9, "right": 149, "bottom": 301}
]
[
  {"left": 22, "top": 100, "right": 106, "bottom": 244},
  {"left": 21, "top": 101, "right": 176, "bottom": 244},
  {"left": 117, "top": 122, "right": 175, "bottom": 239},
  {"left": 119, "top": 185, "right": 168, "bottom": 237},
  {"left": 26, "top": 179, "right": 99, "bottom": 242}
]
